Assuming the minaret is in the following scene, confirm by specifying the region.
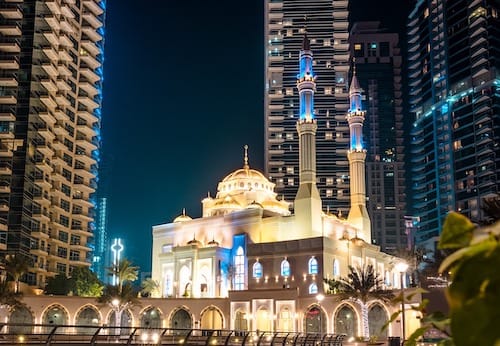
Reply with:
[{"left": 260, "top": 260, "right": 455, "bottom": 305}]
[
  {"left": 346, "top": 64, "right": 371, "bottom": 241},
  {"left": 294, "top": 33, "right": 322, "bottom": 237}
]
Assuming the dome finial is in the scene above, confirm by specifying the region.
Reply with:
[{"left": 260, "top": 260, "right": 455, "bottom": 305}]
[
  {"left": 352, "top": 57, "right": 356, "bottom": 76},
  {"left": 243, "top": 144, "right": 249, "bottom": 169},
  {"left": 182, "top": 208, "right": 186, "bottom": 216}
]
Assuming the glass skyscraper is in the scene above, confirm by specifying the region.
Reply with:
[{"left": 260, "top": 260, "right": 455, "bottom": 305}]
[
  {"left": 264, "top": 0, "right": 351, "bottom": 214},
  {"left": 0, "top": 0, "right": 105, "bottom": 286},
  {"left": 408, "top": 0, "right": 500, "bottom": 248}
]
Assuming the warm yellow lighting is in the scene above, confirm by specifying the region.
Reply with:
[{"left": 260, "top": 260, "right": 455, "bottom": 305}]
[
  {"left": 316, "top": 293, "right": 325, "bottom": 302},
  {"left": 17, "top": 335, "right": 25, "bottom": 343},
  {"left": 395, "top": 262, "right": 409, "bottom": 273},
  {"left": 111, "top": 298, "right": 120, "bottom": 307}
]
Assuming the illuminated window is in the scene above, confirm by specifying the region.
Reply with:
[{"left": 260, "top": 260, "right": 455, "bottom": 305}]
[
  {"left": 286, "top": 88, "right": 293, "bottom": 96},
  {"left": 308, "top": 257, "right": 318, "bottom": 275},
  {"left": 333, "top": 259, "right": 340, "bottom": 277},
  {"left": 453, "top": 140, "right": 462, "bottom": 150},
  {"left": 252, "top": 261, "right": 263, "bottom": 279},
  {"left": 326, "top": 177, "right": 334, "bottom": 186},
  {"left": 234, "top": 247, "right": 245, "bottom": 290},
  {"left": 286, "top": 133, "right": 294, "bottom": 140},
  {"left": 354, "top": 44, "right": 362, "bottom": 50},
  {"left": 287, "top": 178, "right": 294, "bottom": 186},
  {"left": 325, "top": 132, "right": 333, "bottom": 140},
  {"left": 326, "top": 189, "right": 333, "bottom": 197},
  {"left": 324, "top": 87, "right": 332, "bottom": 95},
  {"left": 309, "top": 283, "right": 318, "bottom": 294},
  {"left": 286, "top": 167, "right": 294, "bottom": 174},
  {"left": 281, "top": 259, "right": 290, "bottom": 277}
]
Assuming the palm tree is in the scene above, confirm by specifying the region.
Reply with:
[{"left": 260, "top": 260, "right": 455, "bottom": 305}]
[
  {"left": 99, "top": 258, "right": 140, "bottom": 332},
  {"left": 4, "top": 254, "right": 30, "bottom": 293},
  {"left": 140, "top": 278, "right": 160, "bottom": 297},
  {"left": 0, "top": 278, "right": 23, "bottom": 310},
  {"left": 324, "top": 264, "right": 394, "bottom": 339},
  {"left": 107, "top": 259, "right": 138, "bottom": 293}
]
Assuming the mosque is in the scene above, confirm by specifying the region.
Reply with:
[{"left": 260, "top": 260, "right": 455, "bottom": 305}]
[
  {"left": 149, "top": 35, "right": 419, "bottom": 339},
  {"left": 1, "top": 35, "right": 419, "bottom": 342}
]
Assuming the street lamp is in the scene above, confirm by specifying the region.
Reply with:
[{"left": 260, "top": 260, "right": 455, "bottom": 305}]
[
  {"left": 395, "top": 262, "right": 409, "bottom": 344},
  {"left": 316, "top": 293, "right": 325, "bottom": 338}
]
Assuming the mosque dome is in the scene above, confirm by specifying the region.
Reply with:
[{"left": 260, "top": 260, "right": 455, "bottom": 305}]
[{"left": 173, "top": 209, "right": 192, "bottom": 223}]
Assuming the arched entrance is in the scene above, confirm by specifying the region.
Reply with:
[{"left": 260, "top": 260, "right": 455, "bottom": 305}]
[
  {"left": 255, "top": 307, "right": 271, "bottom": 332},
  {"left": 75, "top": 306, "right": 100, "bottom": 334},
  {"left": 108, "top": 309, "right": 133, "bottom": 335},
  {"left": 335, "top": 304, "right": 357, "bottom": 338},
  {"left": 200, "top": 306, "right": 223, "bottom": 330},
  {"left": 304, "top": 305, "right": 326, "bottom": 334},
  {"left": 43, "top": 305, "right": 68, "bottom": 325},
  {"left": 234, "top": 310, "right": 248, "bottom": 333},
  {"left": 368, "top": 304, "right": 388, "bottom": 339},
  {"left": 9, "top": 306, "right": 34, "bottom": 334},
  {"left": 171, "top": 308, "right": 192, "bottom": 333},
  {"left": 277, "top": 306, "right": 293, "bottom": 332},
  {"left": 141, "top": 307, "right": 163, "bottom": 328}
]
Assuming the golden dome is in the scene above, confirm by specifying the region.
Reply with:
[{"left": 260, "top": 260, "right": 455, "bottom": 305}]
[{"left": 173, "top": 208, "right": 192, "bottom": 223}]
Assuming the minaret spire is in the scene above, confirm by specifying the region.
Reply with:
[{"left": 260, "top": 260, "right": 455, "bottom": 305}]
[
  {"left": 346, "top": 65, "right": 371, "bottom": 241},
  {"left": 294, "top": 32, "right": 322, "bottom": 237},
  {"left": 243, "top": 144, "right": 249, "bottom": 169}
]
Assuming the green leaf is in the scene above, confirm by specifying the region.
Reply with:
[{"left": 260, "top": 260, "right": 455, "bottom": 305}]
[
  {"left": 439, "top": 212, "right": 475, "bottom": 250},
  {"left": 405, "top": 327, "right": 428, "bottom": 346}
]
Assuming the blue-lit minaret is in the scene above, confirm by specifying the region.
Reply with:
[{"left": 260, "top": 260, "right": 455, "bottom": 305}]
[
  {"left": 294, "top": 34, "right": 322, "bottom": 237},
  {"left": 346, "top": 67, "right": 371, "bottom": 241}
]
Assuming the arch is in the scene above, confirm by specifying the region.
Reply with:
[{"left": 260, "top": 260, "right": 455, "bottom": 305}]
[
  {"left": 170, "top": 307, "right": 192, "bottom": 332},
  {"left": 304, "top": 305, "right": 326, "bottom": 334},
  {"left": 252, "top": 261, "right": 263, "bottom": 279},
  {"left": 280, "top": 259, "right": 290, "bottom": 277},
  {"left": 108, "top": 309, "right": 133, "bottom": 335},
  {"left": 140, "top": 306, "right": 163, "bottom": 328},
  {"left": 334, "top": 304, "right": 358, "bottom": 338},
  {"left": 255, "top": 306, "right": 271, "bottom": 332},
  {"left": 308, "top": 257, "right": 318, "bottom": 274},
  {"left": 277, "top": 306, "right": 293, "bottom": 332},
  {"left": 9, "top": 306, "right": 34, "bottom": 334},
  {"left": 234, "top": 309, "right": 248, "bottom": 332},
  {"left": 75, "top": 305, "right": 101, "bottom": 334},
  {"left": 308, "top": 283, "right": 318, "bottom": 294},
  {"left": 42, "top": 304, "right": 69, "bottom": 325},
  {"left": 200, "top": 305, "right": 224, "bottom": 330},
  {"left": 199, "top": 265, "right": 211, "bottom": 296},
  {"left": 179, "top": 265, "right": 191, "bottom": 297},
  {"left": 368, "top": 303, "right": 389, "bottom": 339}
]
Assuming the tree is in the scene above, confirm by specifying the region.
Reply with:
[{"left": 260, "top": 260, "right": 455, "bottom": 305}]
[
  {"left": 4, "top": 254, "right": 30, "bottom": 293},
  {"left": 45, "top": 274, "right": 75, "bottom": 295},
  {"left": 71, "top": 267, "right": 103, "bottom": 297},
  {"left": 140, "top": 278, "right": 160, "bottom": 297},
  {"left": 324, "top": 264, "right": 394, "bottom": 339},
  {"left": 480, "top": 193, "right": 500, "bottom": 225},
  {"left": 98, "top": 258, "right": 140, "bottom": 331},
  {"left": 0, "top": 278, "right": 23, "bottom": 310}
]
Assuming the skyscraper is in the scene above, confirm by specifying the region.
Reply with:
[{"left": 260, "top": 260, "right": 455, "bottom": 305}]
[
  {"left": 0, "top": 0, "right": 105, "bottom": 286},
  {"left": 349, "top": 22, "right": 407, "bottom": 252},
  {"left": 91, "top": 197, "right": 108, "bottom": 283},
  {"left": 408, "top": 0, "right": 500, "bottom": 248},
  {"left": 264, "top": 0, "right": 351, "bottom": 214}
]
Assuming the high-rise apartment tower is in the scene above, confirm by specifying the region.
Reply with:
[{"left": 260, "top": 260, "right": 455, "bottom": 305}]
[
  {"left": 264, "top": 0, "right": 351, "bottom": 215},
  {"left": 349, "top": 22, "right": 407, "bottom": 252},
  {"left": 408, "top": 0, "right": 500, "bottom": 248},
  {"left": 0, "top": 0, "right": 105, "bottom": 286}
]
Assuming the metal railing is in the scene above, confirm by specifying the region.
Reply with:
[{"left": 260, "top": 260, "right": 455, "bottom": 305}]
[{"left": 0, "top": 324, "right": 346, "bottom": 345}]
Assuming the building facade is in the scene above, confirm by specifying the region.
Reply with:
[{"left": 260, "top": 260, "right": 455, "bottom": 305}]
[
  {"left": 0, "top": 0, "right": 105, "bottom": 286},
  {"left": 264, "top": 0, "right": 351, "bottom": 214},
  {"left": 91, "top": 196, "right": 108, "bottom": 283},
  {"left": 407, "top": 0, "right": 500, "bottom": 248},
  {"left": 349, "top": 22, "right": 407, "bottom": 253},
  {"left": 150, "top": 38, "right": 416, "bottom": 339}
]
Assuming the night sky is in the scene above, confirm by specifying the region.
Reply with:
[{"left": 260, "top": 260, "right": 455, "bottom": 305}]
[{"left": 101, "top": 0, "right": 411, "bottom": 273}]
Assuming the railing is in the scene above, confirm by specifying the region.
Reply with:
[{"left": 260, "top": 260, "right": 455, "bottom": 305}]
[{"left": 0, "top": 324, "right": 346, "bottom": 345}]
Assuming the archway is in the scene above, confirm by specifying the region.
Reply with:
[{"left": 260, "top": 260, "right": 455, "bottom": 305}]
[
  {"left": 368, "top": 304, "right": 388, "bottom": 339},
  {"left": 9, "top": 306, "right": 33, "bottom": 334},
  {"left": 335, "top": 304, "right": 357, "bottom": 338},
  {"left": 304, "top": 305, "right": 326, "bottom": 334},
  {"left": 171, "top": 308, "right": 192, "bottom": 333},
  {"left": 43, "top": 305, "right": 68, "bottom": 325},
  {"left": 277, "top": 306, "right": 293, "bottom": 332},
  {"left": 200, "top": 306, "right": 223, "bottom": 330},
  {"left": 179, "top": 266, "right": 191, "bottom": 297},
  {"left": 108, "top": 310, "right": 133, "bottom": 335},
  {"left": 140, "top": 307, "right": 162, "bottom": 328},
  {"left": 75, "top": 306, "right": 100, "bottom": 334},
  {"left": 255, "top": 307, "right": 271, "bottom": 332},
  {"left": 234, "top": 309, "right": 248, "bottom": 333}
]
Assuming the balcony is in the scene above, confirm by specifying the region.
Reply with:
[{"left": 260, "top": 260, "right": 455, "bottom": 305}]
[
  {"left": 76, "top": 123, "right": 96, "bottom": 138},
  {"left": 41, "top": 78, "right": 58, "bottom": 92},
  {"left": 59, "top": 19, "right": 73, "bottom": 33},
  {"left": 78, "top": 96, "right": 99, "bottom": 110},
  {"left": 0, "top": 7, "right": 22, "bottom": 19},
  {"left": 83, "top": 0, "right": 104, "bottom": 16},
  {"left": 80, "top": 40, "right": 100, "bottom": 57},
  {"left": 75, "top": 152, "right": 97, "bottom": 166},
  {"left": 0, "top": 24, "right": 21, "bottom": 36},
  {"left": 78, "top": 81, "right": 98, "bottom": 96},
  {"left": 40, "top": 94, "right": 57, "bottom": 110},
  {"left": 57, "top": 64, "right": 71, "bottom": 77},
  {"left": 0, "top": 42, "right": 20, "bottom": 53},
  {"left": 60, "top": 5, "right": 74, "bottom": 18},
  {"left": 58, "top": 49, "right": 72, "bottom": 62},
  {"left": 41, "top": 62, "right": 58, "bottom": 77},
  {"left": 0, "top": 95, "right": 16, "bottom": 104},
  {"left": 80, "top": 54, "right": 101, "bottom": 70},
  {"left": 56, "top": 78, "right": 71, "bottom": 91},
  {"left": 59, "top": 33, "right": 72, "bottom": 47},
  {"left": 44, "top": 15, "right": 60, "bottom": 31},
  {"left": 42, "top": 30, "right": 59, "bottom": 47},
  {"left": 42, "top": 45, "right": 58, "bottom": 61},
  {"left": 0, "top": 77, "right": 18, "bottom": 87},
  {"left": 77, "top": 110, "right": 98, "bottom": 124},
  {"left": 0, "top": 199, "right": 9, "bottom": 212},
  {"left": 0, "top": 162, "right": 12, "bottom": 175},
  {"left": 82, "top": 25, "right": 102, "bottom": 42},
  {"left": 45, "top": 0, "right": 61, "bottom": 14},
  {"left": 0, "top": 181, "right": 10, "bottom": 193},
  {"left": 82, "top": 11, "right": 102, "bottom": 29}
]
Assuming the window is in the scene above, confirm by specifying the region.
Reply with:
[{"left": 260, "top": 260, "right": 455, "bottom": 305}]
[
  {"left": 162, "top": 244, "right": 173, "bottom": 253},
  {"left": 309, "top": 283, "right": 318, "bottom": 294},
  {"left": 326, "top": 189, "right": 333, "bottom": 197},
  {"left": 333, "top": 259, "right": 340, "bottom": 277},
  {"left": 56, "top": 262, "right": 67, "bottom": 274},
  {"left": 287, "top": 178, "right": 294, "bottom": 186},
  {"left": 57, "top": 246, "right": 67, "bottom": 259},
  {"left": 308, "top": 257, "right": 318, "bottom": 275},
  {"left": 58, "top": 231, "right": 68, "bottom": 243},
  {"left": 286, "top": 167, "right": 294, "bottom": 174},
  {"left": 281, "top": 259, "right": 290, "bottom": 277},
  {"left": 70, "top": 235, "right": 80, "bottom": 245},
  {"left": 60, "top": 199, "right": 70, "bottom": 212},
  {"left": 59, "top": 215, "right": 69, "bottom": 227},
  {"left": 325, "top": 132, "right": 333, "bottom": 140},
  {"left": 234, "top": 247, "right": 245, "bottom": 290},
  {"left": 326, "top": 177, "right": 334, "bottom": 186},
  {"left": 253, "top": 261, "right": 263, "bottom": 279},
  {"left": 69, "top": 250, "right": 80, "bottom": 261}
]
